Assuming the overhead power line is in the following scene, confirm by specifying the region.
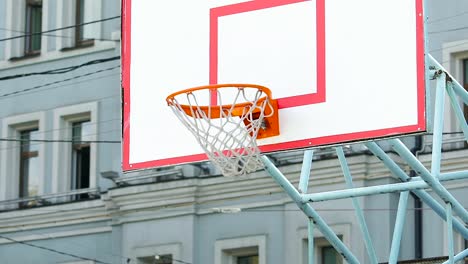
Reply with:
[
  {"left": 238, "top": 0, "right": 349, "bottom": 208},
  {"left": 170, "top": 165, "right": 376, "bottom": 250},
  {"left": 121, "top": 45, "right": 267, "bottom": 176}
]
[
  {"left": 0, "top": 16, "right": 120, "bottom": 42},
  {"left": 0, "top": 27, "right": 118, "bottom": 42},
  {"left": 0, "top": 138, "right": 120, "bottom": 144},
  {"left": 0, "top": 56, "right": 120, "bottom": 81},
  {"left": 427, "top": 10, "right": 468, "bottom": 24},
  {"left": 428, "top": 25, "right": 468, "bottom": 34},
  {"left": 0, "top": 234, "right": 111, "bottom": 264},
  {"left": 0, "top": 65, "right": 120, "bottom": 98}
]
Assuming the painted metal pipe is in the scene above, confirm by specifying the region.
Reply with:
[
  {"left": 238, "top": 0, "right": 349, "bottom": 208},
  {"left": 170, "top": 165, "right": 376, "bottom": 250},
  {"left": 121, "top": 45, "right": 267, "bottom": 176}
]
[
  {"left": 446, "top": 82, "right": 468, "bottom": 140},
  {"left": 412, "top": 171, "right": 468, "bottom": 182},
  {"left": 336, "top": 147, "right": 378, "bottom": 264},
  {"left": 428, "top": 54, "right": 468, "bottom": 105},
  {"left": 442, "top": 249, "right": 468, "bottom": 264},
  {"left": 299, "top": 150, "right": 314, "bottom": 193},
  {"left": 365, "top": 142, "right": 468, "bottom": 239},
  {"left": 447, "top": 203, "right": 454, "bottom": 264},
  {"left": 308, "top": 218, "right": 315, "bottom": 264},
  {"left": 390, "top": 139, "right": 468, "bottom": 223},
  {"left": 388, "top": 191, "right": 409, "bottom": 264},
  {"left": 431, "top": 71, "right": 446, "bottom": 178},
  {"left": 365, "top": 142, "right": 411, "bottom": 181},
  {"left": 261, "top": 155, "right": 360, "bottom": 264},
  {"left": 302, "top": 177, "right": 448, "bottom": 202}
]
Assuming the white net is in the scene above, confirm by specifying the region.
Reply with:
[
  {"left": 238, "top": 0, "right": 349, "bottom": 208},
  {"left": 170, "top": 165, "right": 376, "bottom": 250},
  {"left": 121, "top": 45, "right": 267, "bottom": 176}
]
[{"left": 167, "top": 85, "right": 275, "bottom": 176}]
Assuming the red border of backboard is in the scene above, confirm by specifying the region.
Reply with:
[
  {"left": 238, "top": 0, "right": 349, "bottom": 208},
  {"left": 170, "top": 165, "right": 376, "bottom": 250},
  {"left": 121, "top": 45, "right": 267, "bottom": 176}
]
[
  {"left": 121, "top": 0, "right": 426, "bottom": 171},
  {"left": 209, "top": 0, "right": 326, "bottom": 108}
]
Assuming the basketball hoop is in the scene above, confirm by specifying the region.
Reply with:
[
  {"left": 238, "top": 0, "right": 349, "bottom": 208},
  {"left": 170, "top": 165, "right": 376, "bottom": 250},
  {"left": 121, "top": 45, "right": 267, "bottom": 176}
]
[{"left": 166, "top": 84, "right": 279, "bottom": 176}]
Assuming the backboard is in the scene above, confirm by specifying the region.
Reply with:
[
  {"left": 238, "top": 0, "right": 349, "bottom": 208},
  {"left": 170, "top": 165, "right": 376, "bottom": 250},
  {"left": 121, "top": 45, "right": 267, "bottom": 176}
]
[{"left": 121, "top": 0, "right": 426, "bottom": 171}]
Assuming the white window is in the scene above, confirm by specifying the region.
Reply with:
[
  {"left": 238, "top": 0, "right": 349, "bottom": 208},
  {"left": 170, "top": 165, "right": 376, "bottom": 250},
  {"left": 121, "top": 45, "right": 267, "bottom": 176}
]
[
  {"left": 52, "top": 102, "right": 98, "bottom": 194},
  {"left": 0, "top": 112, "right": 46, "bottom": 201},
  {"left": 132, "top": 243, "right": 182, "bottom": 264},
  {"left": 302, "top": 237, "right": 343, "bottom": 264},
  {"left": 4, "top": 0, "right": 48, "bottom": 59},
  {"left": 298, "top": 224, "right": 351, "bottom": 264},
  {"left": 56, "top": 0, "right": 102, "bottom": 50},
  {"left": 59, "top": 261, "right": 95, "bottom": 264},
  {"left": 214, "top": 235, "right": 266, "bottom": 264}
]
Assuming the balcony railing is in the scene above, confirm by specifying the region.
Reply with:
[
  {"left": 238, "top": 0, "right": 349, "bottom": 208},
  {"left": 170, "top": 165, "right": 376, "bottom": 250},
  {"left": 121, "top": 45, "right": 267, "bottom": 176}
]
[{"left": 0, "top": 187, "right": 100, "bottom": 212}]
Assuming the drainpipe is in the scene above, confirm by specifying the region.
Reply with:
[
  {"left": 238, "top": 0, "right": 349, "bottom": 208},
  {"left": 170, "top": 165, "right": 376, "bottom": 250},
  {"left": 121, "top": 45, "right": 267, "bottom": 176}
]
[{"left": 410, "top": 135, "right": 424, "bottom": 259}]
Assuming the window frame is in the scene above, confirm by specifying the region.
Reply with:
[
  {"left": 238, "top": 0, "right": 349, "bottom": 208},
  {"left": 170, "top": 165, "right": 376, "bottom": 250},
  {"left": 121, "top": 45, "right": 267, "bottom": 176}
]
[
  {"left": 56, "top": 0, "right": 102, "bottom": 51},
  {"left": 132, "top": 243, "right": 182, "bottom": 264},
  {"left": 19, "top": 129, "right": 40, "bottom": 198},
  {"left": 214, "top": 235, "right": 266, "bottom": 264},
  {"left": 463, "top": 58, "right": 467, "bottom": 121},
  {"left": 298, "top": 224, "right": 351, "bottom": 264},
  {"left": 71, "top": 120, "right": 91, "bottom": 191},
  {"left": 74, "top": 0, "right": 95, "bottom": 48},
  {"left": 52, "top": 102, "right": 98, "bottom": 194},
  {"left": 24, "top": 0, "right": 43, "bottom": 56},
  {"left": 4, "top": 0, "right": 48, "bottom": 60},
  {"left": 0, "top": 112, "right": 46, "bottom": 201}
]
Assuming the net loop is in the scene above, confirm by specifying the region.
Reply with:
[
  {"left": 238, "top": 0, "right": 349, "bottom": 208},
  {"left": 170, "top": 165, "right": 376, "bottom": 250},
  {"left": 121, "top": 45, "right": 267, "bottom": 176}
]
[{"left": 166, "top": 84, "right": 279, "bottom": 176}]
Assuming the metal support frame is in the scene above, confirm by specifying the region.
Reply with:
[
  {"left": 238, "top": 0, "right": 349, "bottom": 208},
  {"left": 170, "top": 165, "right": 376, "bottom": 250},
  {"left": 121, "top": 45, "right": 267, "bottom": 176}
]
[{"left": 261, "top": 55, "right": 468, "bottom": 263}]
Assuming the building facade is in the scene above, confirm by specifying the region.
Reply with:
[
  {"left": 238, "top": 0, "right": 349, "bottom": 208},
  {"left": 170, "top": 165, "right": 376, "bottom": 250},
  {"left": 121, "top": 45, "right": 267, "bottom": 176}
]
[{"left": 0, "top": 0, "right": 467, "bottom": 264}]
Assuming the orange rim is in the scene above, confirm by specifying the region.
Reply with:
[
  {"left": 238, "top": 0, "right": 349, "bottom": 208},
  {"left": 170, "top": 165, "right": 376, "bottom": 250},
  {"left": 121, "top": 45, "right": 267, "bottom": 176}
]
[{"left": 166, "top": 84, "right": 273, "bottom": 118}]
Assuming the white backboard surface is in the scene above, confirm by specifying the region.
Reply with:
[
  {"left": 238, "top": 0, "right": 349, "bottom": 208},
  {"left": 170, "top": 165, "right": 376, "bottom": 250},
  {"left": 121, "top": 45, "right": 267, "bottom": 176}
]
[{"left": 122, "top": 0, "right": 426, "bottom": 171}]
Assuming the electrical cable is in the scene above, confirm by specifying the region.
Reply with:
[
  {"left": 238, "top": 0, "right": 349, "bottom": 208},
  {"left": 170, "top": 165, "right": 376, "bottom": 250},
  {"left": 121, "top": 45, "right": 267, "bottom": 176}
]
[
  {"left": 0, "top": 65, "right": 120, "bottom": 98},
  {"left": 0, "top": 27, "right": 118, "bottom": 42},
  {"left": 0, "top": 234, "right": 112, "bottom": 264},
  {"left": 0, "top": 128, "right": 121, "bottom": 152},
  {"left": 0, "top": 72, "right": 120, "bottom": 100},
  {"left": 428, "top": 25, "right": 468, "bottom": 34},
  {"left": 0, "top": 138, "right": 120, "bottom": 144},
  {"left": 0, "top": 56, "right": 120, "bottom": 81},
  {"left": 6, "top": 228, "right": 137, "bottom": 264},
  {"left": 0, "top": 16, "right": 120, "bottom": 42},
  {"left": 427, "top": 10, "right": 468, "bottom": 24}
]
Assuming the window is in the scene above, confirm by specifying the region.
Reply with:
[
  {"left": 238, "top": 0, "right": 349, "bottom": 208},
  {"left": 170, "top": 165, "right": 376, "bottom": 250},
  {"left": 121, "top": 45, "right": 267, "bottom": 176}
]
[
  {"left": 138, "top": 254, "right": 173, "bottom": 264},
  {"left": 4, "top": 0, "right": 48, "bottom": 59},
  {"left": 0, "top": 112, "right": 45, "bottom": 202},
  {"left": 19, "top": 129, "right": 40, "bottom": 198},
  {"left": 74, "top": 0, "right": 94, "bottom": 47},
  {"left": 237, "top": 253, "right": 259, "bottom": 264},
  {"left": 155, "top": 254, "right": 173, "bottom": 264},
  {"left": 133, "top": 243, "right": 181, "bottom": 264},
  {"left": 463, "top": 58, "right": 467, "bottom": 121},
  {"left": 71, "top": 120, "right": 91, "bottom": 191},
  {"left": 214, "top": 235, "right": 266, "bottom": 264},
  {"left": 24, "top": 0, "right": 42, "bottom": 55},
  {"left": 320, "top": 245, "right": 342, "bottom": 264},
  {"left": 303, "top": 237, "right": 343, "bottom": 264},
  {"left": 52, "top": 102, "right": 97, "bottom": 194},
  {"left": 57, "top": 0, "right": 101, "bottom": 50}
]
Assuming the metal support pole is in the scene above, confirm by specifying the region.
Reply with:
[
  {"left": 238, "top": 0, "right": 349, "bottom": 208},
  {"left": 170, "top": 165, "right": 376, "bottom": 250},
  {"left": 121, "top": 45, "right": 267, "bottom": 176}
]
[
  {"left": 447, "top": 203, "right": 454, "bottom": 264},
  {"left": 442, "top": 249, "right": 468, "bottom": 264},
  {"left": 308, "top": 218, "right": 315, "bottom": 264},
  {"left": 301, "top": 176, "right": 461, "bottom": 202},
  {"left": 429, "top": 54, "right": 468, "bottom": 105},
  {"left": 336, "top": 147, "right": 378, "bottom": 264},
  {"left": 431, "top": 71, "right": 446, "bottom": 178},
  {"left": 452, "top": 80, "right": 468, "bottom": 105},
  {"left": 388, "top": 191, "right": 410, "bottom": 264},
  {"left": 261, "top": 155, "right": 360, "bottom": 264},
  {"left": 446, "top": 82, "right": 468, "bottom": 140},
  {"left": 366, "top": 142, "right": 468, "bottom": 239},
  {"left": 299, "top": 150, "right": 314, "bottom": 193},
  {"left": 390, "top": 139, "right": 468, "bottom": 223}
]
